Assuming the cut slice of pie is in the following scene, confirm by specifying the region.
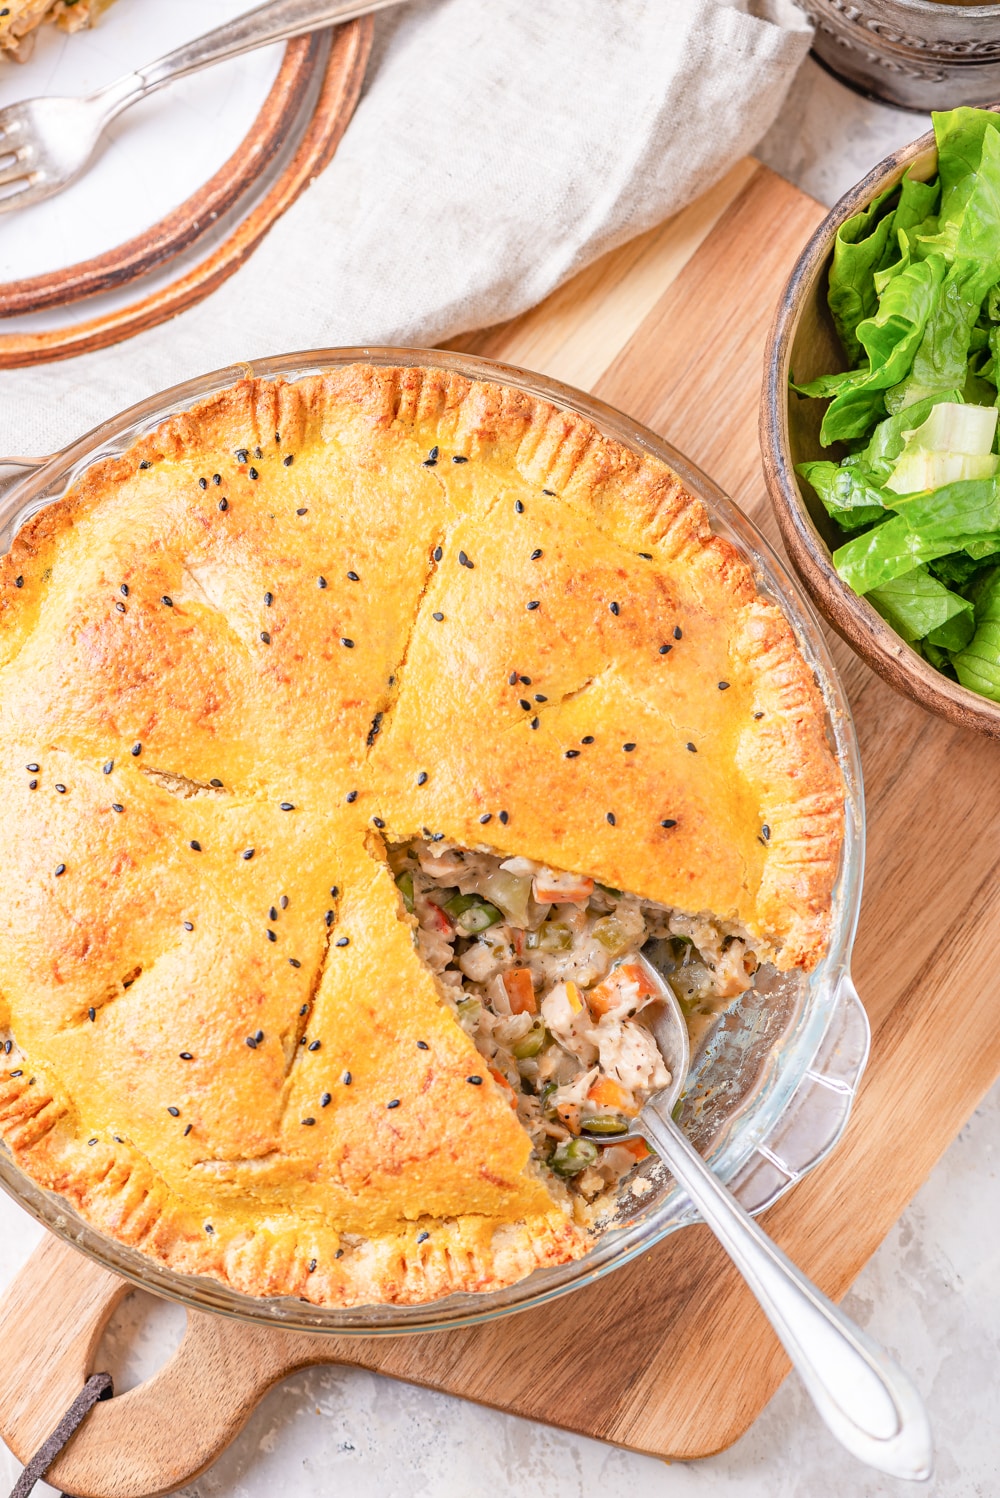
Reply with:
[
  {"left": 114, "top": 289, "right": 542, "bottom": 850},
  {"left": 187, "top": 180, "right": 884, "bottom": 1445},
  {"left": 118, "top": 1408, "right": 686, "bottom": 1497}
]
[
  {"left": 0, "top": 0, "right": 114, "bottom": 60},
  {"left": 0, "top": 365, "right": 844, "bottom": 1305}
]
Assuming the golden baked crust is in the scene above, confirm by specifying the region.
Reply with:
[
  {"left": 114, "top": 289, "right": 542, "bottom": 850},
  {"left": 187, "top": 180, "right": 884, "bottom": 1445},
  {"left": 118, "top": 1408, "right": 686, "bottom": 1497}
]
[
  {"left": 0, "top": 364, "right": 843, "bottom": 1304},
  {"left": 0, "top": 0, "right": 112, "bottom": 60}
]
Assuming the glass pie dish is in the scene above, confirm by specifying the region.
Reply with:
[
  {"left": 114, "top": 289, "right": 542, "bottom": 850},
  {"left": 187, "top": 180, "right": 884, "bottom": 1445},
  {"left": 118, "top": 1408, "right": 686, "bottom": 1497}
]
[{"left": 0, "top": 347, "right": 867, "bottom": 1335}]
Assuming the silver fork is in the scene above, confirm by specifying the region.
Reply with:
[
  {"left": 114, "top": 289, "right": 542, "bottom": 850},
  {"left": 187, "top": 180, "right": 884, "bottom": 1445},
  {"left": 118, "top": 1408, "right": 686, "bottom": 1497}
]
[{"left": 0, "top": 0, "right": 407, "bottom": 215}]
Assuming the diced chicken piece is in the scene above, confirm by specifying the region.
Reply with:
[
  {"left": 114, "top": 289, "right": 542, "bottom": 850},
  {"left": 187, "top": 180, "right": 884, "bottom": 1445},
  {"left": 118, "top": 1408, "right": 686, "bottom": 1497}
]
[
  {"left": 596, "top": 1019, "right": 670, "bottom": 1094},
  {"left": 531, "top": 866, "right": 595, "bottom": 904},
  {"left": 540, "top": 981, "right": 598, "bottom": 1065}
]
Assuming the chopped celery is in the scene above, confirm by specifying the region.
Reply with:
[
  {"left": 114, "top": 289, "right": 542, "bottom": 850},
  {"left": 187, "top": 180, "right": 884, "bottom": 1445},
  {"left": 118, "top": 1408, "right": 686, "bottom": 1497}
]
[
  {"left": 525, "top": 921, "right": 572, "bottom": 952},
  {"left": 511, "top": 1022, "right": 548, "bottom": 1060},
  {"left": 478, "top": 868, "right": 533, "bottom": 927},
  {"left": 395, "top": 869, "right": 414, "bottom": 914},
  {"left": 592, "top": 915, "right": 632, "bottom": 955},
  {"left": 550, "top": 1138, "right": 599, "bottom": 1176}
]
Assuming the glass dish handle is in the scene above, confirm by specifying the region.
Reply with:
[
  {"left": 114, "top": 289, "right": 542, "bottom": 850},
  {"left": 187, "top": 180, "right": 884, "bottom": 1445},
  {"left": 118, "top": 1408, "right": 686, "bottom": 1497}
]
[{"left": 729, "top": 974, "right": 871, "bottom": 1216}]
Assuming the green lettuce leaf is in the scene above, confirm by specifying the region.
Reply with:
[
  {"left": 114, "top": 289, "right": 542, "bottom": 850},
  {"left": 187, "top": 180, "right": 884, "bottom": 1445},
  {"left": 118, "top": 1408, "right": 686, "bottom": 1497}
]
[
  {"left": 867, "top": 565, "right": 974, "bottom": 648},
  {"left": 833, "top": 515, "right": 963, "bottom": 594},
  {"left": 853, "top": 391, "right": 963, "bottom": 483},
  {"left": 827, "top": 185, "right": 898, "bottom": 366},
  {"left": 953, "top": 566, "right": 1000, "bottom": 700},
  {"left": 796, "top": 460, "right": 887, "bottom": 531}
]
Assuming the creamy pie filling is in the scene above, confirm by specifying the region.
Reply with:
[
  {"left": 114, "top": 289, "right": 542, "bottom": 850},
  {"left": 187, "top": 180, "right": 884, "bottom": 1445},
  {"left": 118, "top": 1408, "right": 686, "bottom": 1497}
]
[{"left": 389, "top": 839, "right": 763, "bottom": 1207}]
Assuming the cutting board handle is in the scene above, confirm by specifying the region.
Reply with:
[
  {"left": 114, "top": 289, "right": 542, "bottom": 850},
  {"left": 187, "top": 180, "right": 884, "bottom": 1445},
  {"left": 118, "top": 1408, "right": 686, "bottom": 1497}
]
[{"left": 0, "top": 1235, "right": 330, "bottom": 1498}]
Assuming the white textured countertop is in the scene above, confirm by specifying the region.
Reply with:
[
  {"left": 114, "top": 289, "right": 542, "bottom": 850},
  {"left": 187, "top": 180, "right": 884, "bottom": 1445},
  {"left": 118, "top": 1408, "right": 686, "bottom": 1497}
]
[{"left": 2, "top": 50, "right": 997, "bottom": 1498}]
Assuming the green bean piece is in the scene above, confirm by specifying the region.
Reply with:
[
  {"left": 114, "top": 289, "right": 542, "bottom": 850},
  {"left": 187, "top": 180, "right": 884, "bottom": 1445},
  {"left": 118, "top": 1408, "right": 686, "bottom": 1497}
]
[
  {"left": 395, "top": 869, "right": 415, "bottom": 914},
  {"left": 443, "top": 892, "right": 503, "bottom": 935},
  {"left": 581, "top": 1113, "right": 630, "bottom": 1136},
  {"left": 550, "top": 1138, "right": 600, "bottom": 1176}
]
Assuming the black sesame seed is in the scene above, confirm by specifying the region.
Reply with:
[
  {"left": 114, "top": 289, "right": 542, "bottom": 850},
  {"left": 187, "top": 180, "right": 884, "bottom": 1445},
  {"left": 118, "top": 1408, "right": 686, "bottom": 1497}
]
[
  {"left": 88, "top": 1138, "right": 98, "bottom": 1147},
  {"left": 28, "top": 781, "right": 37, "bottom": 790},
  {"left": 269, "top": 905, "right": 278, "bottom": 921},
  {"left": 26, "top": 763, "right": 39, "bottom": 772},
  {"left": 335, "top": 936, "right": 349, "bottom": 947},
  {"left": 111, "top": 803, "right": 124, "bottom": 814},
  {"left": 330, "top": 886, "right": 339, "bottom": 898},
  {"left": 210, "top": 778, "right": 223, "bottom": 788},
  {"left": 302, "top": 1117, "right": 316, "bottom": 1126},
  {"left": 10, "top": 1071, "right": 22, "bottom": 1079},
  {"left": 341, "top": 638, "right": 354, "bottom": 649},
  {"left": 116, "top": 601, "right": 126, "bottom": 613},
  {"left": 659, "top": 644, "right": 672, "bottom": 655},
  {"left": 610, "top": 601, "right": 620, "bottom": 616},
  {"left": 508, "top": 671, "right": 518, "bottom": 686},
  {"left": 254, "top": 447, "right": 262, "bottom": 460},
  {"left": 387, "top": 1098, "right": 401, "bottom": 1109},
  {"left": 526, "top": 600, "right": 540, "bottom": 610},
  {"left": 565, "top": 750, "right": 580, "bottom": 759},
  {"left": 687, "top": 742, "right": 697, "bottom": 753},
  {"left": 283, "top": 455, "right": 294, "bottom": 467},
  {"left": 280, "top": 802, "right": 295, "bottom": 811},
  {"left": 372, "top": 817, "right": 385, "bottom": 829},
  {"left": 243, "top": 848, "right": 254, "bottom": 860},
  {"left": 499, "top": 810, "right": 509, "bottom": 825},
  {"left": 180, "top": 1052, "right": 193, "bottom": 1060},
  {"left": 183, "top": 921, "right": 194, "bottom": 931},
  {"left": 184, "top": 1124, "right": 193, "bottom": 1136},
  {"left": 432, "top": 611, "right": 444, "bottom": 622},
  {"left": 416, "top": 771, "right": 428, "bottom": 786},
  {"left": 131, "top": 743, "right": 141, "bottom": 756},
  {"left": 581, "top": 735, "right": 594, "bottom": 745},
  {"left": 167, "top": 1106, "right": 180, "bottom": 1117},
  {"left": 534, "top": 694, "right": 547, "bottom": 704},
  {"left": 264, "top": 591, "right": 273, "bottom": 607},
  {"left": 343, "top": 1071, "right": 352, "bottom": 1085},
  {"left": 452, "top": 455, "right": 469, "bottom": 464},
  {"left": 424, "top": 446, "right": 439, "bottom": 465},
  {"left": 530, "top": 717, "right": 539, "bottom": 730},
  {"left": 266, "top": 929, "right": 277, "bottom": 942},
  {"left": 213, "top": 474, "right": 221, "bottom": 485},
  {"left": 260, "top": 631, "right": 271, "bottom": 644},
  {"left": 542, "top": 489, "right": 556, "bottom": 497},
  {"left": 432, "top": 832, "right": 444, "bottom": 842},
  {"left": 660, "top": 818, "right": 677, "bottom": 829},
  {"left": 190, "top": 840, "right": 201, "bottom": 852},
  {"left": 466, "top": 1075, "right": 482, "bottom": 1086},
  {"left": 321, "top": 1092, "right": 332, "bottom": 1107},
  {"left": 290, "top": 958, "right": 302, "bottom": 969},
  {"left": 479, "top": 813, "right": 492, "bottom": 824},
  {"left": 639, "top": 552, "right": 652, "bottom": 560},
  {"left": 198, "top": 477, "right": 207, "bottom": 490},
  {"left": 299, "top": 1007, "right": 307, "bottom": 1018},
  {"left": 88, "top": 1007, "right": 96, "bottom": 1022},
  {"left": 2, "top": 1041, "right": 9, "bottom": 1054},
  {"left": 161, "top": 595, "right": 173, "bottom": 607},
  {"left": 623, "top": 743, "right": 636, "bottom": 753},
  {"left": 674, "top": 625, "right": 683, "bottom": 640},
  {"left": 417, "top": 1230, "right": 430, "bottom": 1243},
  {"left": 335, "top": 1249, "right": 344, "bottom": 1259},
  {"left": 366, "top": 711, "right": 383, "bottom": 747},
  {"left": 519, "top": 698, "right": 531, "bottom": 712},
  {"left": 308, "top": 1039, "right": 321, "bottom": 1051},
  {"left": 205, "top": 1224, "right": 214, "bottom": 1234},
  {"left": 530, "top": 549, "right": 543, "bottom": 561},
  {"left": 14, "top": 576, "right": 23, "bottom": 588},
  {"left": 246, "top": 1036, "right": 258, "bottom": 1049},
  {"left": 218, "top": 497, "right": 229, "bottom": 511},
  {"left": 55, "top": 783, "right": 66, "bottom": 794},
  {"left": 458, "top": 550, "right": 469, "bottom": 567},
  {"left": 103, "top": 760, "right": 113, "bottom": 774},
  {"left": 515, "top": 499, "right": 525, "bottom": 513},
  {"left": 346, "top": 790, "right": 358, "bottom": 803},
  {"left": 308, "top": 1259, "right": 318, "bottom": 1273},
  {"left": 754, "top": 711, "right": 765, "bottom": 720},
  {"left": 54, "top": 864, "right": 66, "bottom": 876},
  {"left": 296, "top": 508, "right": 308, "bottom": 517},
  {"left": 718, "top": 681, "right": 730, "bottom": 691},
  {"left": 762, "top": 824, "right": 771, "bottom": 841},
  {"left": 417, "top": 1040, "right": 429, "bottom": 1050},
  {"left": 346, "top": 571, "right": 359, "bottom": 583},
  {"left": 248, "top": 467, "right": 259, "bottom": 481},
  {"left": 606, "top": 812, "right": 616, "bottom": 826},
  {"left": 139, "top": 460, "right": 151, "bottom": 470},
  {"left": 325, "top": 910, "right": 334, "bottom": 927},
  {"left": 280, "top": 895, "right": 288, "bottom": 910}
]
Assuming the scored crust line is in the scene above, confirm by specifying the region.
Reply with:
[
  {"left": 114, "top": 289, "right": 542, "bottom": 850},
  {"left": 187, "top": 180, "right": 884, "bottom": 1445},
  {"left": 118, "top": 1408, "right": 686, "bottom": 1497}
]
[{"left": 362, "top": 530, "right": 445, "bottom": 769}]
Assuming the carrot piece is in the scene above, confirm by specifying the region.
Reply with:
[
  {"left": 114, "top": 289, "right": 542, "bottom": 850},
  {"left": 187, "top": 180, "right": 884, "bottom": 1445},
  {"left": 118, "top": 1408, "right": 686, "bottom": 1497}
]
[
  {"left": 587, "top": 1076, "right": 637, "bottom": 1114},
  {"left": 556, "top": 1101, "right": 581, "bottom": 1134},
  {"left": 621, "top": 1137, "right": 651, "bottom": 1161},
  {"left": 502, "top": 967, "right": 536, "bottom": 1015},
  {"left": 587, "top": 963, "right": 657, "bottom": 1018}
]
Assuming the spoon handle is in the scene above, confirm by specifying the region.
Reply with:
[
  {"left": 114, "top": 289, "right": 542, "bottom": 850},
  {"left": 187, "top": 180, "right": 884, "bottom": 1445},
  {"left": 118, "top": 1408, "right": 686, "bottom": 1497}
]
[{"left": 639, "top": 1107, "right": 933, "bottom": 1481}]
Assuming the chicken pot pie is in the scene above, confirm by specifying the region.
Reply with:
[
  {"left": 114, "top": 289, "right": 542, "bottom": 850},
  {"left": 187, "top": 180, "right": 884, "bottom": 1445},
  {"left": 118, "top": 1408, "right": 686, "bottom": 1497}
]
[
  {"left": 0, "top": 0, "right": 113, "bottom": 60},
  {"left": 0, "top": 364, "right": 843, "bottom": 1306}
]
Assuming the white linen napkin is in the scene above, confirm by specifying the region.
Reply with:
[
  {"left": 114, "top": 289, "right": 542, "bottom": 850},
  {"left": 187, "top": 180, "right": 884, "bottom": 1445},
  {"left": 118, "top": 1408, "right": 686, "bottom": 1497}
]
[{"left": 3, "top": 0, "right": 811, "bottom": 454}]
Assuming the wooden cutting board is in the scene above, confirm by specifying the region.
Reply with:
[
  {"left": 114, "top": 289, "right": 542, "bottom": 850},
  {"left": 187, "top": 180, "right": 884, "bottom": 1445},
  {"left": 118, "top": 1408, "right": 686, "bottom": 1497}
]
[{"left": 2, "top": 156, "right": 996, "bottom": 1498}]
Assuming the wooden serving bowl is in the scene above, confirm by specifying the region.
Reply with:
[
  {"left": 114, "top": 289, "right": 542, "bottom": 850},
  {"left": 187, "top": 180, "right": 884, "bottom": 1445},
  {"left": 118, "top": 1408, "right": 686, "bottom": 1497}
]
[{"left": 760, "top": 111, "right": 1000, "bottom": 739}]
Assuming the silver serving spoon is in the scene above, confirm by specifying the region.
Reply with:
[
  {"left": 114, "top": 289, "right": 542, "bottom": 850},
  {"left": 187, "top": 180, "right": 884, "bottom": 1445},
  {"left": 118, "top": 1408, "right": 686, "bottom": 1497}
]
[{"left": 586, "top": 953, "right": 933, "bottom": 1481}]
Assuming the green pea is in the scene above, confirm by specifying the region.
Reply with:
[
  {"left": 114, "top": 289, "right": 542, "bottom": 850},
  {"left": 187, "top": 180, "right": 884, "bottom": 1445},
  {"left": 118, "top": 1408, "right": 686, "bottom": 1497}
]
[{"left": 550, "top": 1138, "right": 600, "bottom": 1176}]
